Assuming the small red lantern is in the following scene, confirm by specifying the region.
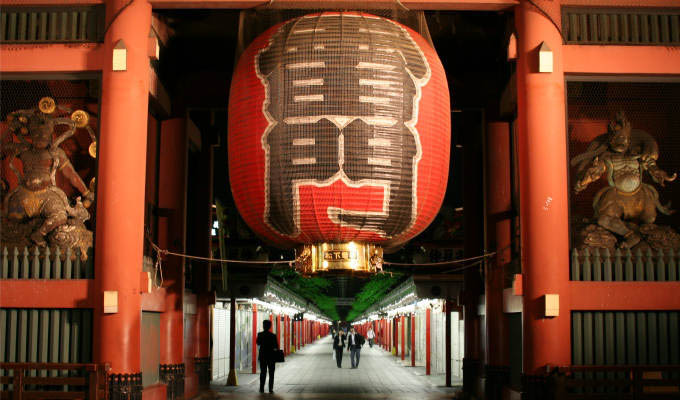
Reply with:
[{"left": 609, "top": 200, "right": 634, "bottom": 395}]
[{"left": 229, "top": 12, "right": 450, "bottom": 274}]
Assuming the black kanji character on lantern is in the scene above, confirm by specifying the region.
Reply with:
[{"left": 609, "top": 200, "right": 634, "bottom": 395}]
[{"left": 257, "top": 14, "right": 430, "bottom": 238}]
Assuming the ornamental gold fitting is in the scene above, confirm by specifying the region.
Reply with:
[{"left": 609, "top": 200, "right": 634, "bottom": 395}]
[
  {"left": 38, "top": 97, "right": 56, "bottom": 114},
  {"left": 294, "top": 242, "right": 383, "bottom": 276},
  {"left": 71, "top": 110, "right": 89, "bottom": 128}
]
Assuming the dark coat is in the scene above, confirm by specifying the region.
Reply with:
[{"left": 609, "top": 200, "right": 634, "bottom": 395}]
[
  {"left": 333, "top": 334, "right": 345, "bottom": 350},
  {"left": 347, "top": 332, "right": 364, "bottom": 349},
  {"left": 256, "top": 330, "right": 278, "bottom": 361}
]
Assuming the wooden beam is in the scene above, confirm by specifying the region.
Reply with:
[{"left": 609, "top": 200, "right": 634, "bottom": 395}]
[
  {"left": 0, "top": 280, "right": 95, "bottom": 308},
  {"left": 148, "top": 0, "right": 517, "bottom": 10},
  {"left": 564, "top": 45, "right": 680, "bottom": 75},
  {"left": 570, "top": 282, "right": 680, "bottom": 310},
  {"left": 562, "top": 0, "right": 680, "bottom": 7},
  {"left": 141, "top": 287, "right": 166, "bottom": 312},
  {"left": 0, "top": 44, "right": 101, "bottom": 72},
  {"left": 151, "top": 14, "right": 174, "bottom": 47}
]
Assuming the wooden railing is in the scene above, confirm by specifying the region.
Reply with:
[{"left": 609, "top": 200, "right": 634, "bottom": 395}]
[
  {"left": 562, "top": 8, "right": 680, "bottom": 45},
  {"left": 0, "top": 6, "right": 105, "bottom": 43},
  {"left": 571, "top": 248, "right": 679, "bottom": 282},
  {"left": 1, "top": 247, "right": 93, "bottom": 279},
  {"left": 549, "top": 365, "right": 680, "bottom": 399},
  {"left": 0, "top": 363, "right": 109, "bottom": 400}
]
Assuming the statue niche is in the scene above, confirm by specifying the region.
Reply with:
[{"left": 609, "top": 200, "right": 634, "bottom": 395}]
[
  {"left": 1, "top": 97, "right": 96, "bottom": 259},
  {"left": 571, "top": 111, "right": 679, "bottom": 251}
]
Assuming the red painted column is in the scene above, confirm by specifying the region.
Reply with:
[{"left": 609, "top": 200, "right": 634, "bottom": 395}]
[
  {"left": 195, "top": 294, "right": 211, "bottom": 365},
  {"left": 426, "top": 308, "right": 431, "bottom": 375},
  {"left": 94, "top": 0, "right": 151, "bottom": 376},
  {"left": 382, "top": 320, "right": 385, "bottom": 349},
  {"left": 485, "top": 121, "right": 512, "bottom": 399},
  {"left": 276, "top": 315, "right": 281, "bottom": 348},
  {"left": 401, "top": 315, "right": 405, "bottom": 360},
  {"left": 284, "top": 316, "right": 288, "bottom": 355},
  {"left": 411, "top": 314, "right": 416, "bottom": 367},
  {"left": 158, "top": 119, "right": 186, "bottom": 370},
  {"left": 516, "top": 0, "right": 571, "bottom": 374},
  {"left": 383, "top": 320, "right": 386, "bottom": 349},
  {"left": 252, "top": 304, "right": 258, "bottom": 374}
]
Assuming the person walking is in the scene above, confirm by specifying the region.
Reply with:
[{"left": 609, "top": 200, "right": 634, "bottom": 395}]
[
  {"left": 257, "top": 320, "right": 278, "bottom": 393},
  {"left": 332, "top": 329, "right": 346, "bottom": 368},
  {"left": 347, "top": 326, "right": 365, "bottom": 368},
  {"left": 366, "top": 326, "right": 375, "bottom": 348}
]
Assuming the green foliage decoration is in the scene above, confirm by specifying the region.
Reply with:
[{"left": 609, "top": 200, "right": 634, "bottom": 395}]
[
  {"left": 345, "top": 272, "right": 403, "bottom": 322},
  {"left": 270, "top": 269, "right": 340, "bottom": 321}
]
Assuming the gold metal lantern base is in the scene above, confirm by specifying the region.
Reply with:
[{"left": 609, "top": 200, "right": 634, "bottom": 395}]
[{"left": 295, "top": 242, "right": 383, "bottom": 276}]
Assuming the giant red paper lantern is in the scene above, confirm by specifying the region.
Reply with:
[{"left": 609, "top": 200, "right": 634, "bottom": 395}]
[{"left": 229, "top": 12, "right": 450, "bottom": 273}]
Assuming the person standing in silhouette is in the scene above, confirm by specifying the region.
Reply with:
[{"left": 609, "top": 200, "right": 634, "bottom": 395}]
[
  {"left": 347, "top": 326, "right": 365, "bottom": 368},
  {"left": 366, "top": 326, "right": 375, "bottom": 348},
  {"left": 333, "top": 329, "right": 346, "bottom": 368},
  {"left": 257, "top": 320, "right": 278, "bottom": 393}
]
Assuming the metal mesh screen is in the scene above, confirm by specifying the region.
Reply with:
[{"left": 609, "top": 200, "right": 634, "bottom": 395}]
[
  {"left": 1, "top": 77, "right": 99, "bottom": 251},
  {"left": 567, "top": 81, "right": 680, "bottom": 246}
]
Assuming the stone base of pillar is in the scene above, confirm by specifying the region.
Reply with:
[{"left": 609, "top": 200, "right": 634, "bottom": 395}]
[
  {"left": 462, "top": 358, "right": 480, "bottom": 394},
  {"left": 484, "top": 365, "right": 510, "bottom": 400},
  {"left": 194, "top": 357, "right": 211, "bottom": 387},
  {"left": 521, "top": 373, "right": 554, "bottom": 400},
  {"left": 160, "top": 363, "right": 185, "bottom": 400},
  {"left": 109, "top": 373, "right": 142, "bottom": 400},
  {"left": 226, "top": 369, "right": 238, "bottom": 386}
]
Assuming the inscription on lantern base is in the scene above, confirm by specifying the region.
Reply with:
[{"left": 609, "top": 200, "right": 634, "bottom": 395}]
[{"left": 295, "top": 242, "right": 383, "bottom": 276}]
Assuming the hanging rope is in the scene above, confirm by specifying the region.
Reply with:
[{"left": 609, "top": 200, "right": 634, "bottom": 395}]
[
  {"left": 146, "top": 238, "right": 295, "bottom": 266},
  {"left": 383, "top": 251, "right": 496, "bottom": 266}
]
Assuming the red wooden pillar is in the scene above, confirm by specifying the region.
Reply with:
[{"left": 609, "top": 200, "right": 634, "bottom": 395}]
[
  {"left": 94, "top": 0, "right": 151, "bottom": 378},
  {"left": 411, "top": 314, "right": 416, "bottom": 367},
  {"left": 384, "top": 319, "right": 388, "bottom": 350},
  {"left": 284, "top": 316, "right": 288, "bottom": 355},
  {"left": 276, "top": 315, "right": 281, "bottom": 348},
  {"left": 158, "top": 119, "right": 186, "bottom": 372},
  {"left": 426, "top": 308, "right": 431, "bottom": 375},
  {"left": 516, "top": 0, "right": 571, "bottom": 374},
  {"left": 401, "top": 315, "right": 405, "bottom": 360},
  {"left": 252, "top": 304, "right": 258, "bottom": 374},
  {"left": 382, "top": 320, "right": 385, "bottom": 349},
  {"left": 486, "top": 121, "right": 512, "bottom": 397}
]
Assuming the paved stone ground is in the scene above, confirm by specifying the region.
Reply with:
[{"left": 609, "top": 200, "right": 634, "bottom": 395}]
[{"left": 208, "top": 336, "right": 461, "bottom": 399}]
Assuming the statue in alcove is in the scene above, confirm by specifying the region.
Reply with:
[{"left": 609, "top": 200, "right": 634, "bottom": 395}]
[
  {"left": 571, "top": 111, "right": 679, "bottom": 250},
  {"left": 1, "top": 97, "right": 96, "bottom": 258}
]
